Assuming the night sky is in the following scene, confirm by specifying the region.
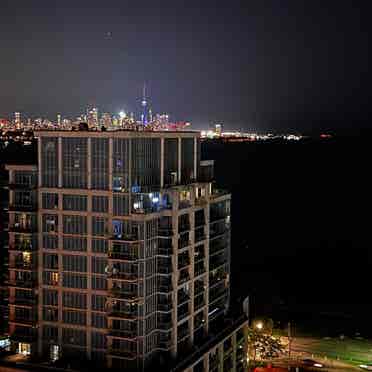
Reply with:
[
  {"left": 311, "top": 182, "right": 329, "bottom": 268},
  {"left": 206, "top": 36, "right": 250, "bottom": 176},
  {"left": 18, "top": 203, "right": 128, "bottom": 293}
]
[{"left": 0, "top": 1, "right": 370, "bottom": 132}]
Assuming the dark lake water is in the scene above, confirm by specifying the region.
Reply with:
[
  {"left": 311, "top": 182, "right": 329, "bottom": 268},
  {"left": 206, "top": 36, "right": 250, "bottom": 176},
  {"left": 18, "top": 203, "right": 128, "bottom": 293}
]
[{"left": 203, "top": 137, "right": 372, "bottom": 336}]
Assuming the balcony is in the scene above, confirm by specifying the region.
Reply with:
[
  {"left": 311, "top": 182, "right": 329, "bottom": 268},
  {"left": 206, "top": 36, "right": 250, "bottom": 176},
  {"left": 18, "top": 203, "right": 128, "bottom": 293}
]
[
  {"left": 209, "top": 288, "right": 228, "bottom": 304},
  {"left": 177, "top": 326, "right": 189, "bottom": 341},
  {"left": 194, "top": 264, "right": 206, "bottom": 277},
  {"left": 179, "top": 200, "right": 192, "bottom": 210},
  {"left": 194, "top": 227, "right": 206, "bottom": 243},
  {"left": 158, "top": 281, "right": 172, "bottom": 293},
  {"left": 158, "top": 238, "right": 173, "bottom": 255},
  {"left": 111, "top": 234, "right": 141, "bottom": 242},
  {"left": 158, "top": 320, "right": 172, "bottom": 330},
  {"left": 178, "top": 239, "right": 190, "bottom": 250},
  {"left": 158, "top": 228, "right": 173, "bottom": 237},
  {"left": 178, "top": 224, "right": 190, "bottom": 234},
  {"left": 9, "top": 182, "right": 37, "bottom": 190},
  {"left": 108, "top": 348, "right": 137, "bottom": 359},
  {"left": 159, "top": 339, "right": 172, "bottom": 349},
  {"left": 108, "top": 329, "right": 137, "bottom": 340},
  {"left": 107, "top": 308, "right": 137, "bottom": 319},
  {"left": 195, "top": 196, "right": 207, "bottom": 206},
  {"left": 194, "top": 251, "right": 205, "bottom": 263},
  {"left": 209, "top": 268, "right": 227, "bottom": 285},
  {"left": 158, "top": 247, "right": 173, "bottom": 256},
  {"left": 177, "top": 291, "right": 190, "bottom": 306},
  {"left": 158, "top": 302, "right": 172, "bottom": 312},
  {"left": 10, "top": 317, "right": 37, "bottom": 326},
  {"left": 11, "top": 296, "right": 37, "bottom": 306},
  {"left": 194, "top": 294, "right": 205, "bottom": 311},
  {"left": 178, "top": 270, "right": 190, "bottom": 285},
  {"left": 210, "top": 188, "right": 229, "bottom": 200},
  {"left": 9, "top": 261, "right": 37, "bottom": 271},
  {"left": 109, "top": 288, "right": 139, "bottom": 300},
  {"left": 177, "top": 258, "right": 190, "bottom": 271},
  {"left": 108, "top": 252, "right": 138, "bottom": 261},
  {"left": 9, "top": 242, "right": 37, "bottom": 252},
  {"left": 209, "top": 227, "right": 229, "bottom": 240},
  {"left": 194, "top": 282, "right": 204, "bottom": 296},
  {"left": 209, "top": 255, "right": 227, "bottom": 271},
  {"left": 10, "top": 329, "right": 37, "bottom": 342},
  {"left": 110, "top": 272, "right": 138, "bottom": 281},
  {"left": 8, "top": 279, "right": 37, "bottom": 289},
  {"left": 210, "top": 242, "right": 226, "bottom": 256},
  {"left": 9, "top": 224, "right": 37, "bottom": 234},
  {"left": 158, "top": 266, "right": 173, "bottom": 275},
  {"left": 9, "top": 204, "right": 37, "bottom": 213}
]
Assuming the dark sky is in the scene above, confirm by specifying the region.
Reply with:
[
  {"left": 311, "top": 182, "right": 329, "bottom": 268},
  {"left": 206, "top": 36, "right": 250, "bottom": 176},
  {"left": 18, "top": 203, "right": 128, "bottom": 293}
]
[{"left": 0, "top": 1, "right": 370, "bottom": 132}]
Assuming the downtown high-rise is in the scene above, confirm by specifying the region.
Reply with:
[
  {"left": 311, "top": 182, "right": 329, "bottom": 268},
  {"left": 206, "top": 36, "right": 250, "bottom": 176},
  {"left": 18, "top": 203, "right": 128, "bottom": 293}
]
[{"left": 6, "top": 127, "right": 247, "bottom": 371}]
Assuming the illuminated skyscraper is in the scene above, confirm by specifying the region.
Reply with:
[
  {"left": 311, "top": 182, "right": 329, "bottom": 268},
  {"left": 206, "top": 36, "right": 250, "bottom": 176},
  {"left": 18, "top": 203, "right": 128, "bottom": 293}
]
[
  {"left": 215, "top": 124, "right": 222, "bottom": 137},
  {"left": 87, "top": 107, "right": 99, "bottom": 128},
  {"left": 14, "top": 112, "right": 21, "bottom": 127},
  {"left": 141, "top": 84, "right": 149, "bottom": 125}
]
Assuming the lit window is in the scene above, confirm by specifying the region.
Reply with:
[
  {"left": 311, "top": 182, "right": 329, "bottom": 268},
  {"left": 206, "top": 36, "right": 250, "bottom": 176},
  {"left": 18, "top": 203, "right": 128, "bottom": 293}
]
[
  {"left": 22, "top": 252, "right": 31, "bottom": 266},
  {"left": 51, "top": 272, "right": 59, "bottom": 285}
]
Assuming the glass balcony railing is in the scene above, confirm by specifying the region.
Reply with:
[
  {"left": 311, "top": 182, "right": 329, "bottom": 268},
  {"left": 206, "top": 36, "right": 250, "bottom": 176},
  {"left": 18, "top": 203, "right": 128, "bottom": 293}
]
[
  {"left": 8, "top": 279, "right": 37, "bottom": 288},
  {"left": 158, "top": 281, "right": 172, "bottom": 293},
  {"left": 158, "top": 302, "right": 172, "bottom": 312},
  {"left": 108, "top": 348, "right": 137, "bottom": 358},
  {"left": 158, "top": 228, "right": 173, "bottom": 237},
  {"left": 9, "top": 204, "right": 37, "bottom": 212},
  {"left": 109, "top": 289, "right": 139, "bottom": 300},
  {"left": 11, "top": 296, "right": 37, "bottom": 306},
  {"left": 178, "top": 270, "right": 190, "bottom": 285},
  {"left": 178, "top": 239, "right": 190, "bottom": 250},
  {"left": 110, "top": 271, "right": 138, "bottom": 281},
  {"left": 108, "top": 251, "right": 138, "bottom": 261},
  {"left": 9, "top": 223, "right": 37, "bottom": 233},
  {"left": 107, "top": 309, "right": 137, "bottom": 319}
]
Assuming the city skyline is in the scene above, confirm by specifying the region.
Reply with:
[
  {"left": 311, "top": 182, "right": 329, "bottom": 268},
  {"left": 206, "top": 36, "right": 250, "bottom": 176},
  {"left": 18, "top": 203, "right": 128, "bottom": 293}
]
[{"left": 0, "top": 1, "right": 370, "bottom": 132}]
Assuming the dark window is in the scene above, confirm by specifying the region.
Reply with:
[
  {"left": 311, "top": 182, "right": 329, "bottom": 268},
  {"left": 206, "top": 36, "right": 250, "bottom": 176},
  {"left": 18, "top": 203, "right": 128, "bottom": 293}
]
[
  {"left": 62, "top": 137, "right": 87, "bottom": 189},
  {"left": 91, "top": 138, "right": 109, "bottom": 190},
  {"left": 63, "top": 194, "right": 87, "bottom": 211},
  {"left": 92, "top": 196, "right": 108, "bottom": 213},
  {"left": 42, "top": 193, "right": 58, "bottom": 209},
  {"left": 41, "top": 137, "right": 58, "bottom": 187}
]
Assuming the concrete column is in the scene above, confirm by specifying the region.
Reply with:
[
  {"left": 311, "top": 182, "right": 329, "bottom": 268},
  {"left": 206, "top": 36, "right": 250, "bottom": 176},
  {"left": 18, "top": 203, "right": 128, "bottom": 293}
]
[
  {"left": 189, "top": 210, "right": 195, "bottom": 346},
  {"left": 204, "top": 204, "right": 210, "bottom": 335},
  {"left": 232, "top": 333, "right": 237, "bottom": 372},
  {"left": 86, "top": 195, "right": 92, "bottom": 360},
  {"left": 37, "top": 189, "right": 43, "bottom": 356},
  {"left": 57, "top": 192, "right": 63, "bottom": 350},
  {"left": 58, "top": 137, "right": 62, "bottom": 188},
  {"left": 160, "top": 137, "right": 164, "bottom": 188},
  {"left": 178, "top": 137, "right": 182, "bottom": 183},
  {"left": 38, "top": 138, "right": 42, "bottom": 187},
  {"left": 193, "top": 137, "right": 197, "bottom": 181},
  {"left": 218, "top": 344, "right": 224, "bottom": 372},
  {"left": 87, "top": 138, "right": 91, "bottom": 190},
  {"left": 108, "top": 138, "right": 113, "bottom": 191},
  {"left": 171, "top": 206, "right": 178, "bottom": 358}
]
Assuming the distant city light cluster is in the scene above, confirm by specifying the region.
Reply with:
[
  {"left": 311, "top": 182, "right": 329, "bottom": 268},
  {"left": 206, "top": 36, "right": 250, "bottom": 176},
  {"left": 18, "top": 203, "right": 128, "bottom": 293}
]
[{"left": 200, "top": 124, "right": 305, "bottom": 142}]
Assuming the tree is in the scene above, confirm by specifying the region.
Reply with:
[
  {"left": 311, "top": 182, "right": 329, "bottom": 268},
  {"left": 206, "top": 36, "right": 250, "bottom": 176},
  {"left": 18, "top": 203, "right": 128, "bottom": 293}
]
[{"left": 248, "top": 328, "right": 285, "bottom": 365}]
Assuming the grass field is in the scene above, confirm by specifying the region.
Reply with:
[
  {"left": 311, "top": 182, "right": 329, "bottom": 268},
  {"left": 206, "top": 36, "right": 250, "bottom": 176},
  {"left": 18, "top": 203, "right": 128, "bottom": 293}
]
[{"left": 291, "top": 336, "right": 372, "bottom": 365}]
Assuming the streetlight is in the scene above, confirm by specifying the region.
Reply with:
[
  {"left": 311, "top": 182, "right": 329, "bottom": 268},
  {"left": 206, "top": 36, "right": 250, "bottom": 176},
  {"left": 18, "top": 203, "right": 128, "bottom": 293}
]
[{"left": 255, "top": 321, "right": 264, "bottom": 331}]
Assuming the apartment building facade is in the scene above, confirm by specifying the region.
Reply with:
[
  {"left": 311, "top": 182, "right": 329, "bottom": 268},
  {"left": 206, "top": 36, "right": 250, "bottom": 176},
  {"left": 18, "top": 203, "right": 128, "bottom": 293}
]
[{"left": 6, "top": 128, "right": 247, "bottom": 371}]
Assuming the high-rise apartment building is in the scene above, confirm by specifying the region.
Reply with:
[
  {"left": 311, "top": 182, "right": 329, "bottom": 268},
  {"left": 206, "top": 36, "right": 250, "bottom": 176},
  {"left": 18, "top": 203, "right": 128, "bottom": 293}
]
[{"left": 6, "top": 128, "right": 247, "bottom": 371}]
